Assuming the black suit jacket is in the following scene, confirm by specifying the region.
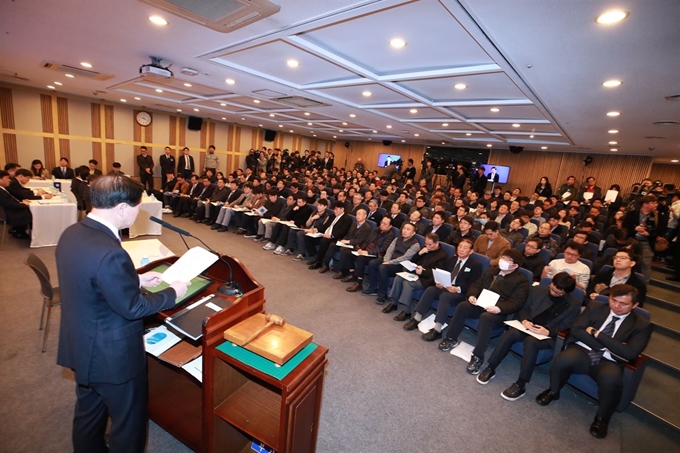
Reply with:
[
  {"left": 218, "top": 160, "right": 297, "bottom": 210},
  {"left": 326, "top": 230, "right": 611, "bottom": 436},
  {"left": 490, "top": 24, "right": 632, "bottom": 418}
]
[
  {"left": 453, "top": 173, "right": 466, "bottom": 190},
  {"left": 0, "top": 186, "right": 32, "bottom": 225},
  {"left": 486, "top": 172, "right": 500, "bottom": 183},
  {"left": 324, "top": 213, "right": 354, "bottom": 240},
  {"left": 344, "top": 221, "right": 372, "bottom": 247},
  {"left": 587, "top": 268, "right": 647, "bottom": 305},
  {"left": 468, "top": 267, "right": 530, "bottom": 315},
  {"left": 517, "top": 286, "right": 581, "bottom": 337},
  {"left": 443, "top": 255, "right": 483, "bottom": 294},
  {"left": 56, "top": 217, "right": 177, "bottom": 385},
  {"left": 567, "top": 301, "right": 652, "bottom": 363},
  {"left": 8, "top": 178, "right": 40, "bottom": 200},
  {"left": 323, "top": 157, "right": 334, "bottom": 170},
  {"left": 52, "top": 166, "right": 75, "bottom": 179},
  {"left": 177, "top": 155, "right": 195, "bottom": 177},
  {"left": 160, "top": 154, "right": 176, "bottom": 174},
  {"left": 137, "top": 154, "right": 154, "bottom": 172},
  {"left": 367, "top": 210, "right": 383, "bottom": 225},
  {"left": 411, "top": 247, "right": 448, "bottom": 287}
]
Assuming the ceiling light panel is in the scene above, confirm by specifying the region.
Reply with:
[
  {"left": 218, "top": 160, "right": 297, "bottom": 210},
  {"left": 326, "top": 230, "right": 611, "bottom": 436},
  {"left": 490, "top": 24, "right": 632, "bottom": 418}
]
[{"left": 395, "top": 73, "right": 526, "bottom": 103}]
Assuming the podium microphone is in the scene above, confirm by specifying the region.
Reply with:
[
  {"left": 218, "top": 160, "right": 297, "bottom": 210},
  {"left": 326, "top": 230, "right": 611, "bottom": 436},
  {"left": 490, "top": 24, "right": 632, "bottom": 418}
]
[{"left": 149, "top": 216, "right": 242, "bottom": 296}]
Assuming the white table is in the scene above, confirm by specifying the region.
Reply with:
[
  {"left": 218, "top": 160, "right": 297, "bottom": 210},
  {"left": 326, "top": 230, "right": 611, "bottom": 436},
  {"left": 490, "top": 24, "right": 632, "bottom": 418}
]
[
  {"left": 28, "top": 200, "right": 78, "bottom": 248},
  {"left": 25, "top": 179, "right": 77, "bottom": 205},
  {"left": 129, "top": 197, "right": 163, "bottom": 238},
  {"left": 121, "top": 239, "right": 175, "bottom": 269}
]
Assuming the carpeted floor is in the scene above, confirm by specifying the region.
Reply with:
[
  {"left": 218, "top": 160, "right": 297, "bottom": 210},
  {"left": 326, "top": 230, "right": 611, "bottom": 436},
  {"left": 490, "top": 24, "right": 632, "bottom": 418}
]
[{"left": 0, "top": 217, "right": 677, "bottom": 452}]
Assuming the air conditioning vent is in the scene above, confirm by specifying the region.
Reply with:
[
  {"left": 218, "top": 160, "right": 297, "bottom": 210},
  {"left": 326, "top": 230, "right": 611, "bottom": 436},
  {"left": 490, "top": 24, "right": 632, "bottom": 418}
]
[
  {"left": 664, "top": 94, "right": 680, "bottom": 101},
  {"left": 273, "top": 96, "right": 330, "bottom": 108},
  {"left": 40, "top": 61, "right": 114, "bottom": 80},
  {"left": 653, "top": 121, "right": 679, "bottom": 126},
  {"left": 140, "top": 0, "right": 280, "bottom": 33}
]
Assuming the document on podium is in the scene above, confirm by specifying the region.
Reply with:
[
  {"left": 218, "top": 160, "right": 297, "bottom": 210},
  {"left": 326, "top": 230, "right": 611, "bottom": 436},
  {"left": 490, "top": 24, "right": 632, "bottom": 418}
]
[
  {"left": 144, "top": 325, "right": 182, "bottom": 357},
  {"left": 161, "top": 246, "right": 218, "bottom": 284},
  {"left": 475, "top": 289, "right": 500, "bottom": 308}
]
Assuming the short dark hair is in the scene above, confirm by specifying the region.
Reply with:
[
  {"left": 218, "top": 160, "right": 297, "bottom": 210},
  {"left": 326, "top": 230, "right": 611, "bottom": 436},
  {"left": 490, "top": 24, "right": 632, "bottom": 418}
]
[
  {"left": 503, "top": 249, "right": 525, "bottom": 267},
  {"left": 90, "top": 175, "right": 144, "bottom": 209},
  {"left": 483, "top": 220, "right": 500, "bottom": 232},
  {"left": 458, "top": 238, "right": 474, "bottom": 248},
  {"left": 140, "top": 146, "right": 147, "bottom": 151},
  {"left": 527, "top": 237, "right": 544, "bottom": 249},
  {"left": 332, "top": 201, "right": 346, "bottom": 210},
  {"left": 316, "top": 198, "right": 329, "bottom": 207},
  {"left": 552, "top": 272, "right": 576, "bottom": 293},
  {"left": 252, "top": 186, "right": 264, "bottom": 195},
  {"left": 266, "top": 188, "right": 278, "bottom": 196},
  {"left": 432, "top": 211, "right": 447, "bottom": 222},
  {"left": 565, "top": 243, "right": 584, "bottom": 255},
  {"left": 89, "top": 159, "right": 98, "bottom": 166},
  {"left": 3, "top": 163, "right": 18, "bottom": 171},
  {"left": 609, "top": 284, "right": 639, "bottom": 304},
  {"left": 0, "top": 170, "right": 9, "bottom": 178},
  {"left": 425, "top": 233, "right": 440, "bottom": 243},
  {"left": 112, "top": 162, "right": 122, "bottom": 169},
  {"left": 60, "top": 157, "right": 69, "bottom": 163},
  {"left": 461, "top": 215, "right": 475, "bottom": 225},
  {"left": 15, "top": 168, "right": 32, "bottom": 178}
]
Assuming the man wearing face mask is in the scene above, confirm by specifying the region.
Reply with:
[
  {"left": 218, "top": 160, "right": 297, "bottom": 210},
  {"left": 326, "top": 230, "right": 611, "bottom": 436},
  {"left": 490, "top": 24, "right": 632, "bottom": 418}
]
[
  {"left": 56, "top": 175, "right": 189, "bottom": 453},
  {"left": 476, "top": 273, "right": 580, "bottom": 401},
  {"left": 472, "top": 221, "right": 510, "bottom": 266},
  {"left": 438, "top": 249, "right": 530, "bottom": 375}
]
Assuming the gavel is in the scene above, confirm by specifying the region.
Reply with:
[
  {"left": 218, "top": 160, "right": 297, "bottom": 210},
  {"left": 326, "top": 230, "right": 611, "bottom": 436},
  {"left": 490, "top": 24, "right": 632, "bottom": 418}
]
[{"left": 241, "top": 314, "right": 286, "bottom": 346}]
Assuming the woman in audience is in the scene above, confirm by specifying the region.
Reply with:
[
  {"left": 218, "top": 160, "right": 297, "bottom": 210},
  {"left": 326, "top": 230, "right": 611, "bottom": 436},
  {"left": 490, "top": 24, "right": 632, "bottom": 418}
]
[
  {"left": 487, "top": 199, "right": 499, "bottom": 219},
  {"left": 534, "top": 176, "right": 553, "bottom": 198},
  {"left": 603, "top": 210, "right": 625, "bottom": 238},
  {"left": 557, "top": 208, "right": 571, "bottom": 230},
  {"left": 30, "top": 159, "right": 49, "bottom": 179}
]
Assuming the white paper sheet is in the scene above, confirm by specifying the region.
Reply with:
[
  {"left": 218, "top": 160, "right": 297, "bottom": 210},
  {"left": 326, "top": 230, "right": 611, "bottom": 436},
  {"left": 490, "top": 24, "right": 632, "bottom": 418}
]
[
  {"left": 450, "top": 341, "right": 475, "bottom": 361},
  {"left": 561, "top": 191, "right": 571, "bottom": 200},
  {"left": 182, "top": 355, "right": 203, "bottom": 382},
  {"left": 604, "top": 190, "right": 619, "bottom": 203},
  {"left": 335, "top": 241, "right": 354, "bottom": 248},
  {"left": 144, "top": 326, "right": 182, "bottom": 357},
  {"left": 161, "top": 246, "right": 218, "bottom": 284},
  {"left": 432, "top": 268, "right": 452, "bottom": 287},
  {"left": 306, "top": 232, "right": 323, "bottom": 238},
  {"left": 475, "top": 289, "right": 500, "bottom": 308},
  {"left": 504, "top": 320, "right": 551, "bottom": 340},
  {"left": 582, "top": 192, "right": 594, "bottom": 201},
  {"left": 400, "top": 260, "right": 417, "bottom": 271},
  {"left": 418, "top": 313, "right": 447, "bottom": 334},
  {"left": 396, "top": 271, "right": 419, "bottom": 282},
  {"left": 352, "top": 251, "right": 376, "bottom": 257}
]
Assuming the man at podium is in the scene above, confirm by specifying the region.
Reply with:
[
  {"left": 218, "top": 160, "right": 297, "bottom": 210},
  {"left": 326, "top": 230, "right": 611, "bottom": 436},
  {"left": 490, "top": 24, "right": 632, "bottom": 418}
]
[{"left": 56, "top": 175, "right": 188, "bottom": 453}]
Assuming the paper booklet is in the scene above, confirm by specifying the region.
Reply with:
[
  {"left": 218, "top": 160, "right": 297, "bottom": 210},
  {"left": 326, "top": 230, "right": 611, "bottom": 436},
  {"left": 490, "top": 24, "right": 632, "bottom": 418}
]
[
  {"left": 475, "top": 289, "right": 500, "bottom": 308},
  {"left": 504, "top": 320, "right": 551, "bottom": 340},
  {"left": 306, "top": 232, "right": 324, "bottom": 238},
  {"left": 432, "top": 268, "right": 452, "bottom": 287},
  {"left": 604, "top": 190, "right": 619, "bottom": 203},
  {"left": 400, "top": 260, "right": 417, "bottom": 271},
  {"left": 352, "top": 251, "right": 376, "bottom": 257},
  {"left": 418, "top": 313, "right": 447, "bottom": 334},
  {"left": 144, "top": 325, "right": 182, "bottom": 357},
  {"left": 336, "top": 241, "right": 354, "bottom": 248},
  {"left": 161, "top": 246, "right": 219, "bottom": 284},
  {"left": 582, "top": 192, "right": 594, "bottom": 201},
  {"left": 396, "top": 271, "right": 419, "bottom": 282}
]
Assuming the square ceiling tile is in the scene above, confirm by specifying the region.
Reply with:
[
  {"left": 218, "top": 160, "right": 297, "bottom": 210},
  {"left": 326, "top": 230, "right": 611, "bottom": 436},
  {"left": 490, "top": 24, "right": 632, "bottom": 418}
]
[
  {"left": 452, "top": 104, "right": 547, "bottom": 121},
  {"left": 314, "top": 83, "right": 411, "bottom": 106},
  {"left": 396, "top": 72, "right": 528, "bottom": 103}
]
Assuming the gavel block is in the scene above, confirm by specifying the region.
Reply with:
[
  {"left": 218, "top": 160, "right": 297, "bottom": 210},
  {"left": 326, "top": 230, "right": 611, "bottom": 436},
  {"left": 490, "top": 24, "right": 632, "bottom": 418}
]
[{"left": 224, "top": 313, "right": 314, "bottom": 365}]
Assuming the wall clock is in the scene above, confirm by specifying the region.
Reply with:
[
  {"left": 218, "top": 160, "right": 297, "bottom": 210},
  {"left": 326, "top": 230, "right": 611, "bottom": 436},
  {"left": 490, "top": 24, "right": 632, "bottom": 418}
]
[{"left": 136, "top": 110, "right": 152, "bottom": 127}]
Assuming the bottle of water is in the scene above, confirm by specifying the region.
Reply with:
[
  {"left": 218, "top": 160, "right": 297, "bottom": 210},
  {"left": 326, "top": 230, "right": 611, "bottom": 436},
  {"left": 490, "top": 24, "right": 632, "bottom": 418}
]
[{"left": 140, "top": 256, "right": 150, "bottom": 266}]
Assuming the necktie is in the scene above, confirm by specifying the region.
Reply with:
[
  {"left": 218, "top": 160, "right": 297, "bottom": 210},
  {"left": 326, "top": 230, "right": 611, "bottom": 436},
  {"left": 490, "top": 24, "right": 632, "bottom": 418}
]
[
  {"left": 588, "top": 316, "right": 620, "bottom": 365},
  {"left": 185, "top": 156, "right": 189, "bottom": 169},
  {"left": 62, "top": 167, "right": 66, "bottom": 176},
  {"left": 450, "top": 260, "right": 462, "bottom": 284}
]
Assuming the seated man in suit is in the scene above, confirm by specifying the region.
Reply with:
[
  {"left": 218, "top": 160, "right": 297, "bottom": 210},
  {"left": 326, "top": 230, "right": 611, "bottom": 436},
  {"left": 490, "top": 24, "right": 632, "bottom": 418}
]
[
  {"left": 362, "top": 222, "right": 421, "bottom": 303},
  {"left": 241, "top": 189, "right": 284, "bottom": 238},
  {"left": 12, "top": 168, "right": 53, "bottom": 200},
  {"left": 382, "top": 232, "right": 448, "bottom": 319},
  {"left": 500, "top": 217, "right": 524, "bottom": 247},
  {"left": 587, "top": 249, "right": 647, "bottom": 306},
  {"left": 193, "top": 177, "right": 230, "bottom": 223},
  {"left": 473, "top": 220, "right": 511, "bottom": 267},
  {"left": 403, "top": 238, "right": 483, "bottom": 340},
  {"left": 256, "top": 193, "right": 296, "bottom": 241},
  {"left": 423, "top": 211, "right": 449, "bottom": 237},
  {"left": 88, "top": 159, "right": 102, "bottom": 176},
  {"left": 438, "top": 249, "right": 530, "bottom": 375},
  {"left": 366, "top": 199, "right": 383, "bottom": 224},
  {"left": 214, "top": 183, "right": 251, "bottom": 232},
  {"left": 108, "top": 161, "right": 125, "bottom": 175},
  {"left": 386, "top": 202, "right": 405, "bottom": 229},
  {"left": 52, "top": 157, "right": 75, "bottom": 179},
  {"left": 173, "top": 175, "right": 208, "bottom": 217},
  {"left": 265, "top": 194, "right": 313, "bottom": 255},
  {"left": 0, "top": 170, "right": 33, "bottom": 238},
  {"left": 536, "top": 284, "right": 652, "bottom": 439},
  {"left": 476, "top": 273, "right": 581, "bottom": 401},
  {"left": 341, "top": 217, "right": 395, "bottom": 289},
  {"left": 313, "top": 207, "right": 371, "bottom": 273},
  {"left": 306, "top": 201, "right": 353, "bottom": 269}
]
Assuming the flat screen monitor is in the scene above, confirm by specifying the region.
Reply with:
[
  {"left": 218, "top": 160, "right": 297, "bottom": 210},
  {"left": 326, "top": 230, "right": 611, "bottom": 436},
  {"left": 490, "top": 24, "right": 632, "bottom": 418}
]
[
  {"left": 377, "top": 153, "right": 401, "bottom": 168},
  {"left": 478, "top": 164, "right": 510, "bottom": 184}
]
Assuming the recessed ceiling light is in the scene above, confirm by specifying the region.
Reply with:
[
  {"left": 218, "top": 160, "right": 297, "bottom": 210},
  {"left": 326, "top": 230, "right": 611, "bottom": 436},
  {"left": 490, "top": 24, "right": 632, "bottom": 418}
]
[
  {"left": 47, "top": 85, "right": 55, "bottom": 89},
  {"left": 389, "top": 38, "right": 407, "bottom": 49},
  {"left": 387, "top": 125, "right": 392, "bottom": 129},
  {"left": 529, "top": 135, "right": 535, "bottom": 138},
  {"left": 512, "top": 123, "right": 521, "bottom": 128},
  {"left": 155, "top": 89, "right": 163, "bottom": 93},
  {"left": 671, "top": 159, "right": 679, "bottom": 163},
  {"left": 120, "top": 99, "right": 127, "bottom": 102},
  {"left": 607, "top": 111, "right": 621, "bottom": 117},
  {"left": 304, "top": 112, "right": 310, "bottom": 116},
  {"left": 373, "top": 130, "right": 378, "bottom": 133},
  {"left": 65, "top": 74, "right": 75, "bottom": 78},
  {"left": 177, "top": 109, "right": 182, "bottom": 112},
  {"left": 608, "top": 141, "right": 618, "bottom": 145},
  {"left": 486, "top": 144, "right": 492, "bottom": 147},
  {"left": 54, "top": 81, "right": 63, "bottom": 86},
  {"left": 306, "top": 122, "right": 312, "bottom": 126},
  {"left": 409, "top": 109, "right": 418, "bottom": 114},
  {"left": 193, "top": 108, "right": 199, "bottom": 112},
  {"left": 333, "top": 136, "right": 337, "bottom": 138},
  {"left": 290, "top": 130, "right": 294, "bottom": 133},
  {"left": 339, "top": 130, "right": 344, "bottom": 132},
  {"left": 466, "top": 133, "right": 472, "bottom": 136},
  {"left": 442, "top": 123, "right": 449, "bottom": 127},
  {"left": 454, "top": 83, "right": 467, "bottom": 90},
  {"left": 270, "top": 114, "right": 275, "bottom": 117},
  {"left": 287, "top": 59, "right": 300, "bottom": 68},
  {"left": 223, "top": 117, "right": 227, "bottom": 120},
  {"left": 442, "top": 142, "right": 446, "bottom": 145},
  {"left": 225, "top": 78, "right": 235, "bottom": 85},
  {"left": 312, "top": 134, "right": 316, "bottom": 137},
  {"left": 602, "top": 80, "right": 623, "bottom": 88},
  {"left": 608, "top": 129, "right": 619, "bottom": 134},
  {"left": 401, "top": 140, "right": 405, "bottom": 143},
  {"left": 134, "top": 97, "right": 141, "bottom": 100},
  {"left": 220, "top": 103, "right": 227, "bottom": 106},
  {"left": 149, "top": 15, "right": 168, "bottom": 25},
  {"left": 414, "top": 134, "right": 420, "bottom": 137},
  {"left": 183, "top": 83, "right": 192, "bottom": 87},
  {"left": 259, "top": 124, "right": 263, "bottom": 127},
  {"left": 368, "top": 138, "right": 372, "bottom": 140},
  {"left": 610, "top": 148, "right": 618, "bottom": 152},
  {"left": 349, "top": 114, "right": 356, "bottom": 118},
  {"left": 596, "top": 10, "right": 629, "bottom": 24},
  {"left": 80, "top": 62, "right": 92, "bottom": 68},
  {"left": 362, "top": 91, "right": 372, "bottom": 97},
  {"left": 541, "top": 146, "right": 548, "bottom": 150},
  {"left": 490, "top": 108, "right": 500, "bottom": 112},
  {"left": 253, "top": 99, "right": 261, "bottom": 103},
  {"left": 240, "top": 117, "right": 245, "bottom": 120},
  {"left": 342, "top": 122, "right": 348, "bottom": 126},
  {"left": 279, "top": 124, "right": 283, "bottom": 127}
]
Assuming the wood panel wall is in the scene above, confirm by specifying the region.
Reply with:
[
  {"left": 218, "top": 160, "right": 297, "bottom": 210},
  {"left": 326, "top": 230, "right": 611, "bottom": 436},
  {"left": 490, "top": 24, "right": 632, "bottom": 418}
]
[
  {"left": 331, "top": 141, "right": 426, "bottom": 172},
  {"left": 488, "top": 149, "right": 654, "bottom": 197},
  {"left": 650, "top": 163, "right": 680, "bottom": 188}
]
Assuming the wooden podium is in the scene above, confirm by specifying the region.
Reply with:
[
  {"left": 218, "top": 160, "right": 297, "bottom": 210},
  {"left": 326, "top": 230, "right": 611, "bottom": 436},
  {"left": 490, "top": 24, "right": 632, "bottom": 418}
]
[{"left": 140, "top": 254, "right": 328, "bottom": 453}]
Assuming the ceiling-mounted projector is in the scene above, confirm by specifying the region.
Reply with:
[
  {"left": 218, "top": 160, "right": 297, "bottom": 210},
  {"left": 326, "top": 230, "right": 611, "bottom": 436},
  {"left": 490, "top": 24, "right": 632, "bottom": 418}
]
[{"left": 139, "top": 56, "right": 173, "bottom": 79}]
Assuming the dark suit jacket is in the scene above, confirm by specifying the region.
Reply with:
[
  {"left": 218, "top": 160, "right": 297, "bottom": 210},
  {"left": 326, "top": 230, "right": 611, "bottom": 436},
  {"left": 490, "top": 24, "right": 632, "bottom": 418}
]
[
  {"left": 344, "top": 221, "right": 372, "bottom": 247},
  {"left": 52, "top": 166, "right": 75, "bottom": 179},
  {"left": 323, "top": 157, "right": 334, "bottom": 170},
  {"left": 486, "top": 172, "right": 500, "bottom": 183},
  {"left": 56, "top": 217, "right": 177, "bottom": 385},
  {"left": 453, "top": 173, "right": 466, "bottom": 190},
  {"left": 442, "top": 255, "right": 483, "bottom": 294},
  {"left": 402, "top": 166, "right": 416, "bottom": 181},
  {"left": 411, "top": 247, "right": 448, "bottom": 287},
  {"left": 325, "top": 213, "right": 354, "bottom": 240},
  {"left": 567, "top": 301, "right": 652, "bottom": 363},
  {"left": 0, "top": 187, "right": 32, "bottom": 225},
  {"left": 517, "top": 285, "right": 581, "bottom": 337},
  {"left": 468, "top": 266, "right": 530, "bottom": 315},
  {"left": 177, "top": 154, "right": 195, "bottom": 177},
  {"left": 8, "top": 178, "right": 40, "bottom": 200},
  {"left": 160, "top": 154, "right": 176, "bottom": 174},
  {"left": 367, "top": 210, "right": 383, "bottom": 225},
  {"left": 578, "top": 185, "right": 602, "bottom": 203},
  {"left": 137, "top": 154, "right": 154, "bottom": 173},
  {"left": 194, "top": 183, "right": 215, "bottom": 200},
  {"left": 587, "top": 268, "right": 647, "bottom": 306}
]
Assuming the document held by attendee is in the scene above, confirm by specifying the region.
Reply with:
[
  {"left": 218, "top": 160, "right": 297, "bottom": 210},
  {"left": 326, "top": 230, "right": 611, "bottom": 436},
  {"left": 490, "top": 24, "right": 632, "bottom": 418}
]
[
  {"left": 432, "top": 268, "right": 452, "bottom": 287},
  {"left": 161, "top": 246, "right": 218, "bottom": 284},
  {"left": 400, "top": 260, "right": 417, "bottom": 271},
  {"left": 475, "top": 289, "right": 500, "bottom": 308},
  {"left": 504, "top": 320, "right": 551, "bottom": 340}
]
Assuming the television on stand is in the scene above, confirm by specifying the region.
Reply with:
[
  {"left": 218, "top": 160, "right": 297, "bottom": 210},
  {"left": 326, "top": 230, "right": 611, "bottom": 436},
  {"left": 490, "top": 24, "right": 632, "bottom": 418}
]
[{"left": 478, "top": 164, "right": 510, "bottom": 184}]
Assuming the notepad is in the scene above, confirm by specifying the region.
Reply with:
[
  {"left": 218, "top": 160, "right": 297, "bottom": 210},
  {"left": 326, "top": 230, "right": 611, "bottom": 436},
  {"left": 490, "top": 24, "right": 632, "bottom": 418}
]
[
  {"left": 432, "top": 268, "right": 452, "bottom": 287},
  {"left": 400, "top": 260, "right": 417, "bottom": 271},
  {"left": 504, "top": 320, "right": 551, "bottom": 340},
  {"left": 475, "top": 289, "right": 500, "bottom": 308},
  {"left": 396, "top": 271, "right": 418, "bottom": 282}
]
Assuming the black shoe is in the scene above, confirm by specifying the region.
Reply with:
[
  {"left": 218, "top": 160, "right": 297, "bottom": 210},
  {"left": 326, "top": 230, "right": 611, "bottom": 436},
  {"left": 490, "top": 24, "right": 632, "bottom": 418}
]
[
  {"left": 501, "top": 383, "right": 526, "bottom": 401},
  {"left": 375, "top": 295, "right": 387, "bottom": 304},
  {"left": 211, "top": 224, "right": 221, "bottom": 230},
  {"left": 307, "top": 259, "right": 317, "bottom": 266},
  {"left": 536, "top": 389, "right": 560, "bottom": 406},
  {"left": 403, "top": 318, "right": 419, "bottom": 331},
  {"left": 393, "top": 311, "right": 410, "bottom": 322},
  {"left": 476, "top": 367, "right": 496, "bottom": 385},
  {"left": 421, "top": 328, "right": 442, "bottom": 342},
  {"left": 172, "top": 213, "right": 181, "bottom": 218},
  {"left": 589, "top": 416, "right": 610, "bottom": 439},
  {"left": 382, "top": 304, "right": 398, "bottom": 314},
  {"left": 467, "top": 355, "right": 483, "bottom": 375},
  {"left": 308, "top": 263, "right": 322, "bottom": 270},
  {"left": 181, "top": 213, "right": 190, "bottom": 218},
  {"left": 206, "top": 220, "right": 214, "bottom": 226},
  {"left": 318, "top": 265, "right": 330, "bottom": 274},
  {"left": 217, "top": 226, "right": 228, "bottom": 232},
  {"left": 438, "top": 338, "right": 459, "bottom": 352}
]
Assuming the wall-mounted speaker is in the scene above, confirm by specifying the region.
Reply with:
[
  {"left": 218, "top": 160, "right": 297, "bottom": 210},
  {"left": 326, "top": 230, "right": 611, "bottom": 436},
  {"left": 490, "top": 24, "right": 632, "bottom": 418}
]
[
  {"left": 382, "top": 140, "right": 392, "bottom": 146},
  {"left": 187, "top": 116, "right": 203, "bottom": 131},
  {"left": 264, "top": 129, "right": 277, "bottom": 142},
  {"left": 583, "top": 155, "right": 593, "bottom": 167},
  {"left": 509, "top": 146, "right": 524, "bottom": 154},
  {"left": 344, "top": 141, "right": 350, "bottom": 148}
]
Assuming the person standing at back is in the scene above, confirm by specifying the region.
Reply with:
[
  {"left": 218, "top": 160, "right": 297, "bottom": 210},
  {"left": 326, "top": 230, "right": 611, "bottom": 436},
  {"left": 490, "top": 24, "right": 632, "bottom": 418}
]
[
  {"left": 136, "top": 146, "right": 154, "bottom": 194},
  {"left": 56, "top": 175, "right": 188, "bottom": 453}
]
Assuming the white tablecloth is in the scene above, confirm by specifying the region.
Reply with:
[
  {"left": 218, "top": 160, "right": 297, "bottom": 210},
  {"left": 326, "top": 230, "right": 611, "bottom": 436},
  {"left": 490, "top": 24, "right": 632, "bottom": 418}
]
[
  {"left": 129, "top": 197, "right": 163, "bottom": 238},
  {"left": 25, "top": 179, "right": 77, "bottom": 205},
  {"left": 121, "top": 239, "right": 175, "bottom": 269},
  {"left": 28, "top": 200, "right": 78, "bottom": 248}
]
